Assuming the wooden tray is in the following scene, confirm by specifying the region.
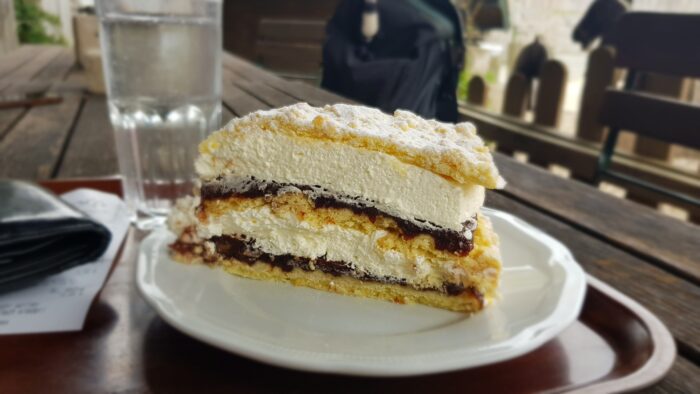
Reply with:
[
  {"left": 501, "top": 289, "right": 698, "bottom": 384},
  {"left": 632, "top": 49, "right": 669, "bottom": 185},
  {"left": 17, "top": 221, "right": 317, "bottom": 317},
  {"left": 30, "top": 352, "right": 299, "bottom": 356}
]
[{"left": 38, "top": 178, "right": 676, "bottom": 393}]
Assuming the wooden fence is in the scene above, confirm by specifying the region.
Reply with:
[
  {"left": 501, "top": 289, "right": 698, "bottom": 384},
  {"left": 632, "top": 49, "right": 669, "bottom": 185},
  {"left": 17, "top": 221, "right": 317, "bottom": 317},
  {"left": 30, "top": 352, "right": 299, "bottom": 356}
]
[{"left": 460, "top": 47, "right": 700, "bottom": 223}]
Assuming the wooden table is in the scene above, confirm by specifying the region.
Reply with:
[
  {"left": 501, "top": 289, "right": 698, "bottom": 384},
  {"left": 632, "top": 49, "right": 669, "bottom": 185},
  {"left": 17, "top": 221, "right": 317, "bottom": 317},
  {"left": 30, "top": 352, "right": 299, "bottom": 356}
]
[{"left": 1, "top": 46, "right": 699, "bottom": 393}]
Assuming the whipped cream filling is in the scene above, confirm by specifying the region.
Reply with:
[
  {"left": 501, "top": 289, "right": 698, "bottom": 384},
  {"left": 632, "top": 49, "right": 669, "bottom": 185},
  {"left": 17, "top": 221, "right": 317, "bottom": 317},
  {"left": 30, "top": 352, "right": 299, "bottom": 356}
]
[
  {"left": 195, "top": 205, "right": 464, "bottom": 288},
  {"left": 196, "top": 127, "right": 485, "bottom": 231},
  {"left": 200, "top": 176, "right": 476, "bottom": 238}
]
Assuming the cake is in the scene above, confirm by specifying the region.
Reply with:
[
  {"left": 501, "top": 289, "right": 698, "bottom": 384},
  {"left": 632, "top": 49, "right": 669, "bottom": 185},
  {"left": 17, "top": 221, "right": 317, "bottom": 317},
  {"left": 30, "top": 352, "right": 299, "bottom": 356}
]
[{"left": 168, "top": 103, "right": 504, "bottom": 313}]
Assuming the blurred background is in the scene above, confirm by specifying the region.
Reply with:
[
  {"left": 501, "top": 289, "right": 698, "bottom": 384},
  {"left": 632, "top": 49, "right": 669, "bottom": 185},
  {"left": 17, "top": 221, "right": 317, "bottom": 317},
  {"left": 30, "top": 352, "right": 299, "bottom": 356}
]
[
  {"left": 1, "top": 0, "right": 699, "bottom": 223},
  {"left": 4, "top": 1, "right": 699, "bottom": 129}
]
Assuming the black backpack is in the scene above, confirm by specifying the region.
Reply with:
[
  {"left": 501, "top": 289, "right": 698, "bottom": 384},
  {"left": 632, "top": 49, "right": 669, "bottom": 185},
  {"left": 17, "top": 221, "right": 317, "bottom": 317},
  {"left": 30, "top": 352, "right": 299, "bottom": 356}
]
[{"left": 322, "top": 0, "right": 464, "bottom": 122}]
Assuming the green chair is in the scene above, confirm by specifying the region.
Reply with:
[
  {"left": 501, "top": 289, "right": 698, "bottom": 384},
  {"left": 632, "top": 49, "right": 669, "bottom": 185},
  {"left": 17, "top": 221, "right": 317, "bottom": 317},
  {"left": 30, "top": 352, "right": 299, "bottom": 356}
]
[{"left": 596, "top": 12, "right": 700, "bottom": 207}]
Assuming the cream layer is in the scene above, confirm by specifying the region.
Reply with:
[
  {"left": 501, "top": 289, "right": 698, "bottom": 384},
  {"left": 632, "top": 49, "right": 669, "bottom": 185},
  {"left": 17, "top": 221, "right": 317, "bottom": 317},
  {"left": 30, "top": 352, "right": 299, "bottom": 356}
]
[
  {"left": 193, "top": 204, "right": 467, "bottom": 289},
  {"left": 195, "top": 127, "right": 484, "bottom": 231}
]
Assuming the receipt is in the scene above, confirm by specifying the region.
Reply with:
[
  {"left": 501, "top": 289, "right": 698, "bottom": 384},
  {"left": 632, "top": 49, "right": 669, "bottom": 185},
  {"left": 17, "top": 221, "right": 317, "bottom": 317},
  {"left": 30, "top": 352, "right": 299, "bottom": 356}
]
[{"left": 0, "top": 189, "right": 130, "bottom": 334}]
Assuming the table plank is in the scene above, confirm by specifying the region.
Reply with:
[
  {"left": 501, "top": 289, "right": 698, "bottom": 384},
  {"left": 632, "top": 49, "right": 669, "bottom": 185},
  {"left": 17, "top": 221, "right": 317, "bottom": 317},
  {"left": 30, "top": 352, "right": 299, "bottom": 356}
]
[
  {"left": 54, "top": 67, "right": 88, "bottom": 94},
  {"left": 286, "top": 79, "right": 356, "bottom": 105},
  {"left": 0, "top": 45, "right": 42, "bottom": 80},
  {"left": 0, "top": 48, "right": 80, "bottom": 179},
  {"left": 222, "top": 70, "right": 269, "bottom": 117},
  {"left": 4, "top": 50, "right": 76, "bottom": 97},
  {"left": 0, "top": 108, "right": 22, "bottom": 139},
  {"left": 0, "top": 46, "right": 62, "bottom": 92},
  {"left": 223, "top": 52, "right": 354, "bottom": 106},
  {"left": 226, "top": 68, "right": 299, "bottom": 107},
  {"left": 222, "top": 106, "right": 235, "bottom": 123},
  {"left": 28, "top": 50, "right": 76, "bottom": 85},
  {"left": 494, "top": 153, "right": 700, "bottom": 284},
  {"left": 0, "top": 49, "right": 75, "bottom": 140},
  {"left": 1, "top": 49, "right": 74, "bottom": 139},
  {"left": 643, "top": 356, "right": 700, "bottom": 394},
  {"left": 0, "top": 95, "right": 82, "bottom": 179},
  {"left": 57, "top": 96, "right": 117, "bottom": 178},
  {"left": 4, "top": 54, "right": 74, "bottom": 95}
]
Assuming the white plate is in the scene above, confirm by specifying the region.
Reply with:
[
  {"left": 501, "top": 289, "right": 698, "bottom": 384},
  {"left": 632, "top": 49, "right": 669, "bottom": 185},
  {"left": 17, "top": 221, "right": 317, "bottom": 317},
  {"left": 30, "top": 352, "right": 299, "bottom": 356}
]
[{"left": 137, "top": 208, "right": 586, "bottom": 377}]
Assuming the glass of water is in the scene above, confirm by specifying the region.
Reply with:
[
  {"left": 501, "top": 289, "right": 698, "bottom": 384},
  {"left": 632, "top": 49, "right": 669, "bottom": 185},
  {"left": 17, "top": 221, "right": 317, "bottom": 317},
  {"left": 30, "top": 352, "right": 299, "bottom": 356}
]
[{"left": 96, "top": 0, "right": 222, "bottom": 229}]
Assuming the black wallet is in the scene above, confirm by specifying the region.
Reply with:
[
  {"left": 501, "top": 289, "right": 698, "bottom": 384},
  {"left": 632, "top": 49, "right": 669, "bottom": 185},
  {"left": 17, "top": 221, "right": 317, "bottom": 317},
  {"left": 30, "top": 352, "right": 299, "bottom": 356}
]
[{"left": 0, "top": 180, "right": 112, "bottom": 293}]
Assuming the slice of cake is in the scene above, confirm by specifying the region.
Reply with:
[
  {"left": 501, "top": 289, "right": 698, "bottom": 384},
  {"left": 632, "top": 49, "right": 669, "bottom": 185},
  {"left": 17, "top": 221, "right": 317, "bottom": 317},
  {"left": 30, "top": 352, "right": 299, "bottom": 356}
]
[{"left": 168, "top": 103, "right": 504, "bottom": 313}]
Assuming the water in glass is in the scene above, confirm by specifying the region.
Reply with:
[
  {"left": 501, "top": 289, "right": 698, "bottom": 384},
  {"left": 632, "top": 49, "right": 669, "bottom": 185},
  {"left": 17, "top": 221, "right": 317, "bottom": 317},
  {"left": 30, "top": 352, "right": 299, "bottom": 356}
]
[{"left": 99, "top": 6, "right": 221, "bottom": 229}]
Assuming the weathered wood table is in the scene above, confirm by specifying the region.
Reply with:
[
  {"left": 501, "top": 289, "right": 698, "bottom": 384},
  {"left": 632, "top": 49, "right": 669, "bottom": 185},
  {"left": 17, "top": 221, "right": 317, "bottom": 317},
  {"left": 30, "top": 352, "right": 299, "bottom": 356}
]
[{"left": 1, "top": 46, "right": 699, "bottom": 393}]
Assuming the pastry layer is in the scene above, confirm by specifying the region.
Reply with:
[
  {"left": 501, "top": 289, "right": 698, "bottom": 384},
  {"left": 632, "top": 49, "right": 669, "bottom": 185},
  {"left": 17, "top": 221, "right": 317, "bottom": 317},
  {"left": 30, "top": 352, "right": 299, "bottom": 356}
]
[
  {"left": 170, "top": 251, "right": 484, "bottom": 313},
  {"left": 171, "top": 194, "right": 501, "bottom": 296},
  {"left": 197, "top": 103, "right": 504, "bottom": 188},
  {"left": 172, "top": 233, "right": 474, "bottom": 296},
  {"left": 200, "top": 177, "right": 477, "bottom": 255},
  {"left": 196, "top": 126, "right": 485, "bottom": 231}
]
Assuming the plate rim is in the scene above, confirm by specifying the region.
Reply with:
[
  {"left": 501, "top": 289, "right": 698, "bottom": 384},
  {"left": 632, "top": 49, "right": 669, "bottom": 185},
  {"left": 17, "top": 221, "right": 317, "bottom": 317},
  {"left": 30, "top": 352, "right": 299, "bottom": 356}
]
[{"left": 136, "top": 208, "right": 587, "bottom": 377}]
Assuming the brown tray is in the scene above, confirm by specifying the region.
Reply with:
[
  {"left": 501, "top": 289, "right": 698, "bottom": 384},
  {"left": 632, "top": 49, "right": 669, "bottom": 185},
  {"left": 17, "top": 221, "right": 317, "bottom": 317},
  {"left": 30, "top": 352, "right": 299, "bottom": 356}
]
[{"left": 27, "top": 179, "right": 676, "bottom": 393}]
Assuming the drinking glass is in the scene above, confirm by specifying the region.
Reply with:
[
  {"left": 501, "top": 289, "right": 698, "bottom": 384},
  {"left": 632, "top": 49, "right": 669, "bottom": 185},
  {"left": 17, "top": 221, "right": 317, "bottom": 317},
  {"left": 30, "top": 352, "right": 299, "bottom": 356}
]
[{"left": 96, "top": 0, "right": 222, "bottom": 229}]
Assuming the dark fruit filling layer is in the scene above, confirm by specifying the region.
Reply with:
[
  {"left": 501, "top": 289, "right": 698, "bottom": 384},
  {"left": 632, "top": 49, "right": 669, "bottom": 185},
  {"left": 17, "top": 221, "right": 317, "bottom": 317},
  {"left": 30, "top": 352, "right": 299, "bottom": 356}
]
[
  {"left": 170, "top": 233, "right": 483, "bottom": 303},
  {"left": 200, "top": 177, "right": 477, "bottom": 256}
]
